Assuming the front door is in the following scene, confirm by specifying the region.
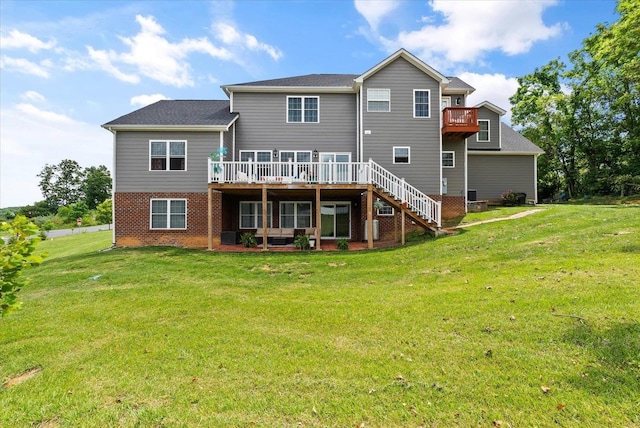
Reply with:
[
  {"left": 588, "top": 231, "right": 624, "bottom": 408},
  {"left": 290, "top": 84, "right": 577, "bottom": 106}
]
[{"left": 320, "top": 203, "right": 351, "bottom": 239}]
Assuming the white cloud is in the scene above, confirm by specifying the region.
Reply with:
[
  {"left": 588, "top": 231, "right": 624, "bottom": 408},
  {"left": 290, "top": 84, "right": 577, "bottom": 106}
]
[
  {"left": 354, "top": 0, "right": 400, "bottom": 31},
  {"left": 0, "top": 106, "right": 111, "bottom": 207},
  {"left": 458, "top": 72, "right": 520, "bottom": 124},
  {"left": 21, "top": 90, "right": 46, "bottom": 103},
  {"left": 212, "top": 22, "right": 282, "bottom": 61},
  {"left": 0, "top": 55, "right": 51, "bottom": 77},
  {"left": 87, "top": 15, "right": 234, "bottom": 87},
  {"left": 16, "top": 103, "right": 76, "bottom": 125},
  {"left": 130, "top": 93, "right": 169, "bottom": 107},
  {"left": 365, "top": 0, "right": 564, "bottom": 68},
  {"left": 0, "top": 29, "right": 56, "bottom": 53}
]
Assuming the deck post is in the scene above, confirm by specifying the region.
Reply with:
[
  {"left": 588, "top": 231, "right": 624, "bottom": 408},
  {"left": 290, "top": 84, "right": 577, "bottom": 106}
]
[
  {"left": 315, "top": 186, "right": 321, "bottom": 250},
  {"left": 208, "top": 186, "right": 213, "bottom": 250},
  {"left": 262, "top": 184, "right": 268, "bottom": 251},
  {"left": 401, "top": 204, "right": 406, "bottom": 246},
  {"left": 367, "top": 184, "right": 373, "bottom": 249}
]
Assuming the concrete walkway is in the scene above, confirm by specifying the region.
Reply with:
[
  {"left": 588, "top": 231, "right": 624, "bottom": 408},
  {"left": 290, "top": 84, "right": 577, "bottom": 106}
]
[{"left": 453, "top": 209, "right": 543, "bottom": 229}]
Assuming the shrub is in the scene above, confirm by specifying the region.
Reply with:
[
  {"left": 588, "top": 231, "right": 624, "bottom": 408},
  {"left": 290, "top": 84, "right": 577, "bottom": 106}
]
[
  {"left": 336, "top": 238, "right": 349, "bottom": 250},
  {"left": 501, "top": 190, "right": 526, "bottom": 206},
  {"left": 240, "top": 232, "right": 257, "bottom": 248},
  {"left": 294, "top": 234, "right": 310, "bottom": 250}
]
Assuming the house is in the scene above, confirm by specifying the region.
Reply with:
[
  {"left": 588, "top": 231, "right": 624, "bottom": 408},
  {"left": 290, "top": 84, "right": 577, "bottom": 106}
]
[{"left": 102, "top": 49, "right": 542, "bottom": 250}]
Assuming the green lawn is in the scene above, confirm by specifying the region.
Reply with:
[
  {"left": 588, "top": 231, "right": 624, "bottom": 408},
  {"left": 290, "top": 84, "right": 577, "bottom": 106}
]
[{"left": 1, "top": 205, "right": 639, "bottom": 427}]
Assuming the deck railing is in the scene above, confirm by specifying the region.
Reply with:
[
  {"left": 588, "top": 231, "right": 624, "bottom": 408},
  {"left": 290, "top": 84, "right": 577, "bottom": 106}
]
[
  {"left": 442, "top": 107, "right": 479, "bottom": 129},
  {"left": 208, "top": 158, "right": 441, "bottom": 227}
]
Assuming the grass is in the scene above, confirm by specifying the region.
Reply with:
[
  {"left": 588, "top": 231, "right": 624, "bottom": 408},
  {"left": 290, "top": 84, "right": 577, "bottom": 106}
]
[{"left": 1, "top": 205, "right": 639, "bottom": 427}]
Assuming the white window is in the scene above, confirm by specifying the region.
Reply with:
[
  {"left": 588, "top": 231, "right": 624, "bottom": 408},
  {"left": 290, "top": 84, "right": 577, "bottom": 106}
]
[
  {"left": 240, "top": 202, "right": 272, "bottom": 229},
  {"left": 377, "top": 201, "right": 394, "bottom": 216},
  {"left": 240, "top": 151, "right": 271, "bottom": 162},
  {"left": 151, "top": 199, "right": 186, "bottom": 229},
  {"left": 280, "top": 202, "right": 312, "bottom": 228},
  {"left": 393, "top": 146, "right": 410, "bottom": 164},
  {"left": 287, "top": 96, "right": 319, "bottom": 123},
  {"left": 413, "top": 90, "right": 430, "bottom": 118},
  {"left": 278, "top": 151, "right": 311, "bottom": 163},
  {"left": 150, "top": 141, "right": 186, "bottom": 171},
  {"left": 367, "top": 88, "right": 390, "bottom": 112},
  {"left": 442, "top": 151, "right": 455, "bottom": 168},
  {"left": 478, "top": 120, "right": 490, "bottom": 142}
]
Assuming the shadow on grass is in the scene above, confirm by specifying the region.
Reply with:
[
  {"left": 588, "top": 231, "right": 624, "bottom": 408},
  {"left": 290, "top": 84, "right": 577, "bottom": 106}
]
[{"left": 562, "top": 320, "right": 640, "bottom": 398}]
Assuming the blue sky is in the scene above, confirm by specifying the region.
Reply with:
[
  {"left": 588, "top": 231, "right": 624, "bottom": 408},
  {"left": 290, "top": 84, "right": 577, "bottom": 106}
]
[{"left": 0, "top": 0, "right": 619, "bottom": 208}]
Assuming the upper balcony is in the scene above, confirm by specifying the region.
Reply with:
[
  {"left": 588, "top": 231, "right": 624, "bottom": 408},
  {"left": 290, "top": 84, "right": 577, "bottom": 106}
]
[{"left": 442, "top": 107, "right": 479, "bottom": 139}]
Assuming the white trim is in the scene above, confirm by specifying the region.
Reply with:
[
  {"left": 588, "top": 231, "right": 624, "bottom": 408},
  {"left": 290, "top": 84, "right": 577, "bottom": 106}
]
[
  {"left": 464, "top": 138, "right": 468, "bottom": 212},
  {"left": 286, "top": 95, "right": 320, "bottom": 123},
  {"left": 229, "top": 92, "right": 234, "bottom": 113},
  {"left": 366, "top": 88, "right": 390, "bottom": 112},
  {"left": 498, "top": 118, "right": 502, "bottom": 149},
  {"left": 442, "top": 151, "right": 455, "bottom": 168},
  {"left": 468, "top": 150, "right": 542, "bottom": 156},
  {"left": 150, "top": 198, "right": 187, "bottom": 230},
  {"left": 239, "top": 150, "right": 271, "bottom": 162},
  {"left": 376, "top": 201, "right": 394, "bottom": 216},
  {"left": 413, "top": 89, "right": 431, "bottom": 118},
  {"left": 232, "top": 122, "right": 236, "bottom": 161},
  {"left": 359, "top": 87, "right": 364, "bottom": 161},
  {"left": 102, "top": 120, "right": 237, "bottom": 132},
  {"left": 149, "top": 140, "right": 187, "bottom": 171},
  {"left": 222, "top": 85, "right": 354, "bottom": 96},
  {"left": 477, "top": 120, "right": 490, "bottom": 142},
  {"left": 393, "top": 146, "right": 410, "bottom": 164},
  {"left": 355, "top": 49, "right": 449, "bottom": 85},
  {"left": 474, "top": 100, "right": 507, "bottom": 116},
  {"left": 534, "top": 155, "right": 539, "bottom": 203},
  {"left": 438, "top": 85, "right": 443, "bottom": 195},
  {"left": 111, "top": 129, "right": 117, "bottom": 246}
]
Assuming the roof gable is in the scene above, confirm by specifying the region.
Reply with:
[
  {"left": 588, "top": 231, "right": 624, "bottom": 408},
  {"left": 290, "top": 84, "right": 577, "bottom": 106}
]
[
  {"left": 355, "top": 49, "right": 449, "bottom": 85},
  {"left": 475, "top": 100, "right": 507, "bottom": 116}
]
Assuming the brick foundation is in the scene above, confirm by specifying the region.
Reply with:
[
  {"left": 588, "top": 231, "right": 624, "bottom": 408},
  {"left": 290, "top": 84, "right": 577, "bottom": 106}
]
[{"left": 114, "top": 192, "right": 209, "bottom": 248}]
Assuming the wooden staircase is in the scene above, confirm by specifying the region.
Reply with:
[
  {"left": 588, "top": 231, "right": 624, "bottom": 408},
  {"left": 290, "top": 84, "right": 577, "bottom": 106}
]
[{"left": 373, "top": 189, "right": 440, "bottom": 233}]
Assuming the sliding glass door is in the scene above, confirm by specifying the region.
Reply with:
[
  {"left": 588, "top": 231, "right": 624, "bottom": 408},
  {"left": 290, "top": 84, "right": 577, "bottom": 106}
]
[{"left": 320, "top": 203, "right": 350, "bottom": 239}]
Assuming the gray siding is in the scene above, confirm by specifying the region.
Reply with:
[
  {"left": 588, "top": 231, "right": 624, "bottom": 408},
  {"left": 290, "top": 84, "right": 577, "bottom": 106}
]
[
  {"left": 233, "top": 92, "right": 357, "bottom": 156},
  {"left": 442, "top": 140, "right": 465, "bottom": 197},
  {"left": 115, "top": 131, "right": 219, "bottom": 192},
  {"left": 468, "top": 154, "right": 536, "bottom": 201},
  {"left": 362, "top": 57, "right": 441, "bottom": 194},
  {"left": 468, "top": 107, "right": 500, "bottom": 149}
]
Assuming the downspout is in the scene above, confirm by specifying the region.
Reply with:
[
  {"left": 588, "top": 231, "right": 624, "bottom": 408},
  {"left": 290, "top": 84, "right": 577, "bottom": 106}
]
[
  {"left": 438, "top": 85, "right": 443, "bottom": 197},
  {"left": 106, "top": 127, "right": 117, "bottom": 247},
  {"left": 534, "top": 154, "right": 539, "bottom": 204},
  {"left": 359, "top": 86, "right": 364, "bottom": 162}
]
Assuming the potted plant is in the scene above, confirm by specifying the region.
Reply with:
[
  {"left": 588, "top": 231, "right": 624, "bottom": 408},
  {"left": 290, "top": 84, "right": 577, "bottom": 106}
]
[
  {"left": 336, "top": 238, "right": 349, "bottom": 250},
  {"left": 240, "top": 232, "right": 257, "bottom": 248},
  {"left": 294, "top": 233, "right": 311, "bottom": 250}
]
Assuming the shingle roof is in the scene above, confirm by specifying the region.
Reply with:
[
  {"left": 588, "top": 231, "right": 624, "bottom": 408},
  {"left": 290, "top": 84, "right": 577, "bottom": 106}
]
[
  {"left": 501, "top": 123, "right": 544, "bottom": 154},
  {"left": 229, "top": 74, "right": 358, "bottom": 88},
  {"left": 103, "top": 100, "right": 237, "bottom": 127},
  {"left": 445, "top": 76, "right": 475, "bottom": 92}
]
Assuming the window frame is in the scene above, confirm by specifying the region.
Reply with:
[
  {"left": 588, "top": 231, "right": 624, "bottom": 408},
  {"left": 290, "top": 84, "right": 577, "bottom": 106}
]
[
  {"left": 149, "top": 140, "right": 187, "bottom": 171},
  {"left": 150, "top": 198, "right": 187, "bottom": 230},
  {"left": 286, "top": 96, "right": 319, "bottom": 123},
  {"left": 478, "top": 120, "right": 490, "bottom": 142},
  {"left": 279, "top": 201, "right": 313, "bottom": 229},
  {"left": 376, "top": 201, "right": 394, "bottom": 216},
  {"left": 393, "top": 146, "right": 410, "bottom": 164},
  {"left": 367, "top": 88, "right": 390, "bottom": 112},
  {"left": 239, "top": 150, "right": 272, "bottom": 162},
  {"left": 442, "top": 151, "right": 455, "bottom": 168},
  {"left": 239, "top": 201, "right": 273, "bottom": 229},
  {"left": 413, "top": 89, "right": 431, "bottom": 118}
]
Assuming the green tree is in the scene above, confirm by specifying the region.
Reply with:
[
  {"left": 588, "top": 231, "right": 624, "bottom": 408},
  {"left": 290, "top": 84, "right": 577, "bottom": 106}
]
[
  {"left": 38, "top": 160, "right": 85, "bottom": 211},
  {"left": 1, "top": 216, "right": 45, "bottom": 317},
  {"left": 83, "top": 166, "right": 112, "bottom": 209},
  {"left": 95, "top": 199, "right": 113, "bottom": 226}
]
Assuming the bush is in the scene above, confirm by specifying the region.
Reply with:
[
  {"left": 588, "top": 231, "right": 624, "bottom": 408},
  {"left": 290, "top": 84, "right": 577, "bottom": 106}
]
[
  {"left": 501, "top": 190, "right": 526, "bottom": 206},
  {"left": 240, "top": 232, "right": 257, "bottom": 248},
  {"left": 294, "top": 234, "right": 310, "bottom": 250},
  {"left": 336, "top": 238, "right": 349, "bottom": 250}
]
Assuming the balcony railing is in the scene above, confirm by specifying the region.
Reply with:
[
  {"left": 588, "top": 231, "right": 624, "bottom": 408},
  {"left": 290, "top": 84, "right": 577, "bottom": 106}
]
[
  {"left": 442, "top": 107, "right": 479, "bottom": 138},
  {"left": 208, "top": 159, "right": 441, "bottom": 227}
]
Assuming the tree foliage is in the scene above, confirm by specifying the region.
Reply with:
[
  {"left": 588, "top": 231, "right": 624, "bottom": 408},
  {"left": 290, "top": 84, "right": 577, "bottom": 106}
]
[
  {"left": 96, "top": 199, "right": 113, "bottom": 226},
  {"left": 0, "top": 216, "right": 45, "bottom": 317},
  {"left": 83, "top": 166, "right": 112, "bottom": 210},
  {"left": 511, "top": 0, "right": 640, "bottom": 198},
  {"left": 37, "top": 160, "right": 112, "bottom": 211}
]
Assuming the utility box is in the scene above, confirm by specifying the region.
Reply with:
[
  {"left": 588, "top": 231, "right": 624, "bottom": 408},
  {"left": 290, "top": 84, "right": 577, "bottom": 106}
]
[
  {"left": 467, "top": 189, "right": 477, "bottom": 202},
  {"left": 363, "top": 220, "right": 379, "bottom": 241}
]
